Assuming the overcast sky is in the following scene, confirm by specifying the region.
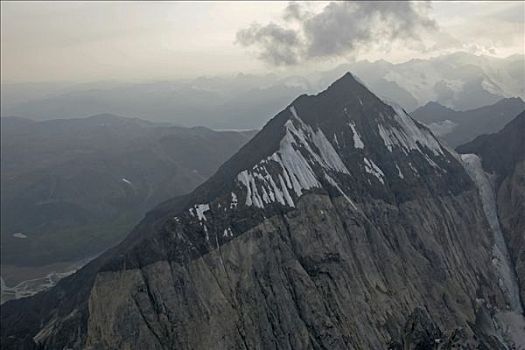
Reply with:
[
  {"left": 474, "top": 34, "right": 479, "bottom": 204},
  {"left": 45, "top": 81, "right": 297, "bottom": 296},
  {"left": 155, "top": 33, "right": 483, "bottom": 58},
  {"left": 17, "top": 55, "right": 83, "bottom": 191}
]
[{"left": 1, "top": 1, "right": 523, "bottom": 84}]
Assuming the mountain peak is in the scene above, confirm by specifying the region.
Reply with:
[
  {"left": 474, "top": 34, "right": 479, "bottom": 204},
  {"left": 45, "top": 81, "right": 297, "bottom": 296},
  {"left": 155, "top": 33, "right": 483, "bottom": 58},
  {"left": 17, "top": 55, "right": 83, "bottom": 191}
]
[
  {"left": 327, "top": 71, "right": 360, "bottom": 89},
  {"left": 418, "top": 101, "right": 456, "bottom": 114},
  {"left": 411, "top": 101, "right": 457, "bottom": 124},
  {"left": 184, "top": 71, "right": 453, "bottom": 205},
  {"left": 493, "top": 96, "right": 524, "bottom": 107},
  {"left": 107, "top": 72, "right": 467, "bottom": 269},
  {"left": 315, "top": 71, "right": 371, "bottom": 102},
  {"left": 423, "top": 101, "right": 452, "bottom": 110}
]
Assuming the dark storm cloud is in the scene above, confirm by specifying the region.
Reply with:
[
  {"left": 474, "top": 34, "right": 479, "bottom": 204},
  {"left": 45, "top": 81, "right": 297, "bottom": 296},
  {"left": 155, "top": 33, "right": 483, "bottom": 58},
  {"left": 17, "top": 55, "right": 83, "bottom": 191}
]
[
  {"left": 236, "top": 1, "right": 438, "bottom": 66},
  {"left": 236, "top": 23, "right": 302, "bottom": 65}
]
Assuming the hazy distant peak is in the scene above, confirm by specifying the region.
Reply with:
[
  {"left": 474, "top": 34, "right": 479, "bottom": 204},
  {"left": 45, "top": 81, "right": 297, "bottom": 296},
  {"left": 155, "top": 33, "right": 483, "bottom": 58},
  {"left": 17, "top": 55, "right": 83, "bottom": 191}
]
[
  {"left": 72, "top": 113, "right": 165, "bottom": 128},
  {"left": 493, "top": 96, "right": 524, "bottom": 106},
  {"left": 84, "top": 113, "right": 131, "bottom": 122},
  {"left": 413, "top": 96, "right": 525, "bottom": 147},
  {"left": 420, "top": 101, "right": 455, "bottom": 112}
]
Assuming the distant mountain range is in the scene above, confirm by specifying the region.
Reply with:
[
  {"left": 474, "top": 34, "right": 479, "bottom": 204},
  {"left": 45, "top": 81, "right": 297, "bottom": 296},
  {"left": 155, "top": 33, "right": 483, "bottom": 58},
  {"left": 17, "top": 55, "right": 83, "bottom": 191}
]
[
  {"left": 327, "top": 52, "right": 524, "bottom": 112},
  {"left": 1, "top": 114, "right": 255, "bottom": 279},
  {"left": 411, "top": 97, "right": 525, "bottom": 146},
  {"left": 2, "top": 73, "right": 523, "bottom": 349},
  {"left": 2, "top": 53, "right": 523, "bottom": 129}
]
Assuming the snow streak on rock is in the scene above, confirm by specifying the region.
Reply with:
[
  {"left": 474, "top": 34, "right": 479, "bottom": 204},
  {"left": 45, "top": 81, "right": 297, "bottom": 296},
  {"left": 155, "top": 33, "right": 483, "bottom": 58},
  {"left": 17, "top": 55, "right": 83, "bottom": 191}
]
[
  {"left": 323, "top": 173, "right": 358, "bottom": 210},
  {"left": 396, "top": 164, "right": 404, "bottom": 179},
  {"left": 230, "top": 192, "right": 238, "bottom": 209},
  {"left": 363, "top": 157, "right": 385, "bottom": 184},
  {"left": 378, "top": 102, "right": 444, "bottom": 158},
  {"left": 235, "top": 100, "right": 447, "bottom": 211},
  {"left": 348, "top": 122, "right": 364, "bottom": 149},
  {"left": 195, "top": 204, "right": 210, "bottom": 222},
  {"left": 235, "top": 106, "right": 354, "bottom": 209}
]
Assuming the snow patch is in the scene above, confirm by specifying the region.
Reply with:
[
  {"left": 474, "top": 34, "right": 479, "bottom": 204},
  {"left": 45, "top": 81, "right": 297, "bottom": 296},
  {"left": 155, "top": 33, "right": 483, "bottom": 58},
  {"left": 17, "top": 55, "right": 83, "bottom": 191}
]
[
  {"left": 333, "top": 133, "right": 339, "bottom": 147},
  {"left": 363, "top": 157, "right": 385, "bottom": 184},
  {"left": 311, "top": 128, "right": 350, "bottom": 173},
  {"left": 236, "top": 105, "right": 352, "bottom": 209},
  {"left": 13, "top": 232, "right": 27, "bottom": 239},
  {"left": 237, "top": 170, "right": 264, "bottom": 208},
  {"left": 230, "top": 192, "right": 238, "bottom": 209},
  {"left": 396, "top": 164, "right": 404, "bottom": 179},
  {"left": 223, "top": 227, "right": 233, "bottom": 238},
  {"left": 121, "top": 178, "right": 132, "bottom": 185},
  {"left": 378, "top": 102, "right": 444, "bottom": 159},
  {"left": 408, "top": 162, "right": 419, "bottom": 175},
  {"left": 194, "top": 204, "right": 210, "bottom": 222},
  {"left": 203, "top": 224, "right": 209, "bottom": 241},
  {"left": 349, "top": 122, "right": 364, "bottom": 149}
]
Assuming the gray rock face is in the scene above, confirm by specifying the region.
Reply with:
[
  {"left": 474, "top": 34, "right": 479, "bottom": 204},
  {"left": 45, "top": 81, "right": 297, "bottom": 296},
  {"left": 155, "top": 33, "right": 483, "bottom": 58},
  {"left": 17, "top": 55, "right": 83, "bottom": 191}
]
[
  {"left": 458, "top": 111, "right": 525, "bottom": 311},
  {"left": 497, "top": 160, "right": 525, "bottom": 304},
  {"left": 1, "top": 73, "right": 523, "bottom": 349},
  {"left": 83, "top": 191, "right": 500, "bottom": 349}
]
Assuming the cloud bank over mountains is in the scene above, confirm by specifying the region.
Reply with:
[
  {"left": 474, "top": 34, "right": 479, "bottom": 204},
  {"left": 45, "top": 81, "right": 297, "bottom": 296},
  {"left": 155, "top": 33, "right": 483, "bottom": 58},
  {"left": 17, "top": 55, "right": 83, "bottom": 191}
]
[
  {"left": 236, "top": 1, "right": 523, "bottom": 68},
  {"left": 237, "top": 2, "right": 441, "bottom": 66}
]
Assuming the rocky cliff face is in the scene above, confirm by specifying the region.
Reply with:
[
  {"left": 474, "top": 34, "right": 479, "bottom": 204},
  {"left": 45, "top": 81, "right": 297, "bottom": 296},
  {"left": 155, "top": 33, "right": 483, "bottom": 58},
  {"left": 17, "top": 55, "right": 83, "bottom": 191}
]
[
  {"left": 498, "top": 160, "right": 525, "bottom": 305},
  {"left": 2, "top": 74, "right": 523, "bottom": 349},
  {"left": 458, "top": 111, "right": 525, "bottom": 320}
]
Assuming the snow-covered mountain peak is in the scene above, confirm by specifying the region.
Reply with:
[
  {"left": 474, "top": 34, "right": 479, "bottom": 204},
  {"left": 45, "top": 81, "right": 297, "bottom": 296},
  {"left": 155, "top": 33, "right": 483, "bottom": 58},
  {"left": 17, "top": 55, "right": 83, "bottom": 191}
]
[{"left": 163, "top": 72, "right": 470, "bottom": 249}]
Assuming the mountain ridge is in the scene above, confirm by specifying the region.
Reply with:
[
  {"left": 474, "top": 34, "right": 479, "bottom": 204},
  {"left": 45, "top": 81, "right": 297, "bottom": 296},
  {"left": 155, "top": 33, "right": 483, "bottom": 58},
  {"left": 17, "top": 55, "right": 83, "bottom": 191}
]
[
  {"left": 456, "top": 110, "right": 525, "bottom": 179},
  {"left": 412, "top": 97, "right": 525, "bottom": 146},
  {"left": 3, "top": 53, "right": 523, "bottom": 128}
]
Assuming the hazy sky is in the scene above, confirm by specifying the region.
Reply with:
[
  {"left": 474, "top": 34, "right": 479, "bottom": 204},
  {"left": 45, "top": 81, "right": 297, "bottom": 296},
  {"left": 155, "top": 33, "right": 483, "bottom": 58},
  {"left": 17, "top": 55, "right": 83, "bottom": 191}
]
[{"left": 1, "top": 1, "right": 523, "bottom": 83}]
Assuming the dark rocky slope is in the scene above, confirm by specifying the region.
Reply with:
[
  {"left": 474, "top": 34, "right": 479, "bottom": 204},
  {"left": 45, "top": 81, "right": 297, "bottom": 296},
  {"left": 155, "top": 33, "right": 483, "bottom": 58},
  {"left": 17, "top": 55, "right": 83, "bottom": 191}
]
[
  {"left": 1, "top": 74, "right": 523, "bottom": 349},
  {"left": 1, "top": 114, "right": 255, "bottom": 270}
]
